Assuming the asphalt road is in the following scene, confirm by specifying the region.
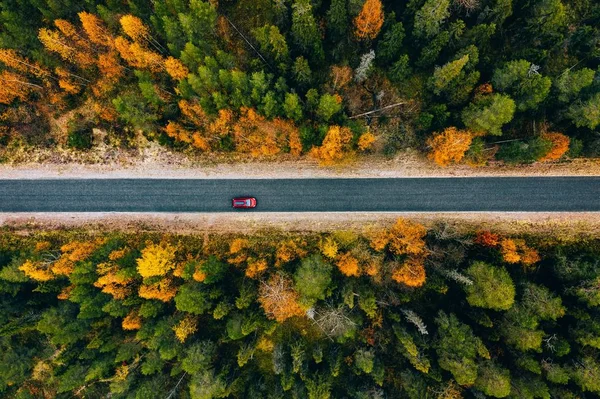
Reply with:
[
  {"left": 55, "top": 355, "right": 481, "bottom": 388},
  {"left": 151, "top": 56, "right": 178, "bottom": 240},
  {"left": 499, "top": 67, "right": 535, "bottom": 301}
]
[{"left": 0, "top": 178, "right": 599, "bottom": 212}]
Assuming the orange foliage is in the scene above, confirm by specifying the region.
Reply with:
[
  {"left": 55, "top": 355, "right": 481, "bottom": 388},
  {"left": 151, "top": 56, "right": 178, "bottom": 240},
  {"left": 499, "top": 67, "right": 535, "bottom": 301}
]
[
  {"left": 208, "top": 109, "right": 233, "bottom": 136},
  {"left": 392, "top": 257, "right": 426, "bottom": 287},
  {"left": 165, "top": 56, "right": 189, "bottom": 80},
  {"left": 336, "top": 252, "right": 360, "bottom": 277},
  {"left": 122, "top": 310, "right": 142, "bottom": 330},
  {"left": 358, "top": 132, "right": 376, "bottom": 151},
  {"left": 0, "top": 49, "right": 49, "bottom": 78},
  {"left": 354, "top": 0, "right": 384, "bottom": 40},
  {"left": 475, "top": 83, "right": 493, "bottom": 96},
  {"left": 179, "top": 100, "right": 209, "bottom": 128},
  {"left": 310, "top": 125, "right": 353, "bottom": 165},
  {"left": 275, "top": 240, "right": 307, "bottom": 266},
  {"left": 499, "top": 239, "right": 521, "bottom": 264},
  {"left": 474, "top": 231, "right": 500, "bottom": 247},
  {"left": 173, "top": 315, "right": 198, "bottom": 343},
  {"left": 330, "top": 65, "right": 353, "bottom": 90},
  {"left": 78, "top": 12, "right": 113, "bottom": 47},
  {"left": 55, "top": 67, "right": 82, "bottom": 94},
  {"left": 94, "top": 262, "right": 133, "bottom": 299},
  {"left": 138, "top": 277, "right": 178, "bottom": 302},
  {"left": 19, "top": 260, "right": 54, "bottom": 282},
  {"left": 0, "top": 71, "right": 35, "bottom": 104},
  {"left": 192, "top": 264, "right": 207, "bottom": 282},
  {"left": 427, "top": 127, "right": 473, "bottom": 167},
  {"left": 114, "top": 36, "right": 164, "bottom": 73},
  {"left": 540, "top": 132, "right": 570, "bottom": 162},
  {"left": 369, "top": 229, "right": 390, "bottom": 252},
  {"left": 388, "top": 219, "right": 427, "bottom": 256},
  {"left": 246, "top": 258, "right": 268, "bottom": 278},
  {"left": 165, "top": 121, "right": 193, "bottom": 144},
  {"left": 52, "top": 240, "right": 101, "bottom": 276},
  {"left": 109, "top": 248, "right": 127, "bottom": 261},
  {"left": 233, "top": 108, "right": 302, "bottom": 157},
  {"left": 57, "top": 285, "right": 74, "bottom": 300},
  {"left": 258, "top": 273, "right": 305, "bottom": 322},
  {"left": 97, "top": 52, "right": 124, "bottom": 80},
  {"left": 500, "top": 238, "right": 540, "bottom": 266}
]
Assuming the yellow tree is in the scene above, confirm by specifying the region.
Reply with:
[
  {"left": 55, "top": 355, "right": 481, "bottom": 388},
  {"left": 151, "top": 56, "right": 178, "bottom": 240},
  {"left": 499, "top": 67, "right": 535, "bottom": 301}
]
[
  {"left": 173, "top": 315, "right": 198, "bottom": 343},
  {"left": 122, "top": 309, "right": 142, "bottom": 330},
  {"left": 164, "top": 56, "right": 189, "bottom": 80},
  {"left": 0, "top": 71, "right": 37, "bottom": 104},
  {"left": 136, "top": 242, "right": 177, "bottom": 278},
  {"left": 78, "top": 12, "right": 113, "bottom": 47},
  {"left": 258, "top": 273, "right": 305, "bottom": 322},
  {"left": 354, "top": 0, "right": 384, "bottom": 40},
  {"left": 427, "top": 127, "right": 473, "bottom": 167},
  {"left": 388, "top": 219, "right": 427, "bottom": 256},
  {"left": 358, "top": 132, "right": 376, "bottom": 151},
  {"left": 114, "top": 37, "right": 164, "bottom": 73},
  {"left": 309, "top": 125, "right": 353, "bottom": 165}
]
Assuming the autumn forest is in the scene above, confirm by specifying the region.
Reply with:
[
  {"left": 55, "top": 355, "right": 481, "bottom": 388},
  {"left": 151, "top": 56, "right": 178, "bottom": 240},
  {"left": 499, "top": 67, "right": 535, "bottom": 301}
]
[
  {"left": 0, "top": 0, "right": 599, "bottom": 165},
  {"left": 1, "top": 221, "right": 600, "bottom": 397}
]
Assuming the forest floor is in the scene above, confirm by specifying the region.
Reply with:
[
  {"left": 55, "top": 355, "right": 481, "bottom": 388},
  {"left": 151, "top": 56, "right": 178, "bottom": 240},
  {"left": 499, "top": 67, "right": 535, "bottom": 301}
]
[
  {"left": 1, "top": 141, "right": 600, "bottom": 179},
  {"left": 2, "top": 212, "right": 600, "bottom": 243}
]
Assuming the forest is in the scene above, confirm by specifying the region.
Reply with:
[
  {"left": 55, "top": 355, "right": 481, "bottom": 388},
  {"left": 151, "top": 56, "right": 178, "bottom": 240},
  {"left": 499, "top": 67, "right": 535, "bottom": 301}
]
[
  {"left": 0, "top": 221, "right": 599, "bottom": 398},
  {"left": 1, "top": 0, "right": 599, "bottom": 165}
]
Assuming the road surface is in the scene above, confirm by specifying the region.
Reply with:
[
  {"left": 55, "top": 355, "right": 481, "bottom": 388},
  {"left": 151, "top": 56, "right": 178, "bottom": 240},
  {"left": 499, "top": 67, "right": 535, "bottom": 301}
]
[{"left": 0, "top": 178, "right": 599, "bottom": 212}]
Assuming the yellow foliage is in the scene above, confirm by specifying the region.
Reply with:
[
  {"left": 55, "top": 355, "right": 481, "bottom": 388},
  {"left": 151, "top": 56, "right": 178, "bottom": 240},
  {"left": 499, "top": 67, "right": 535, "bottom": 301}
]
[
  {"left": 258, "top": 273, "right": 305, "bottom": 322},
  {"left": 358, "top": 132, "right": 376, "bottom": 151},
  {"left": 336, "top": 252, "right": 360, "bottom": 277},
  {"left": 119, "top": 15, "right": 150, "bottom": 42},
  {"left": 34, "top": 241, "right": 52, "bottom": 252},
  {"left": 320, "top": 237, "right": 339, "bottom": 259},
  {"left": 173, "top": 316, "right": 198, "bottom": 343},
  {"left": 122, "top": 310, "right": 142, "bottom": 330},
  {"left": 388, "top": 219, "right": 427, "bottom": 256},
  {"left": 138, "top": 277, "right": 178, "bottom": 302},
  {"left": 256, "top": 336, "right": 274, "bottom": 352},
  {"left": 136, "top": 242, "right": 177, "bottom": 278},
  {"left": 246, "top": 258, "right": 268, "bottom": 278},
  {"left": 392, "top": 257, "right": 427, "bottom": 287},
  {"left": 165, "top": 56, "right": 189, "bottom": 80},
  {"left": 229, "top": 238, "right": 249, "bottom": 254},
  {"left": 309, "top": 125, "right": 353, "bottom": 165},
  {"left": 19, "top": 260, "right": 55, "bottom": 281},
  {"left": 208, "top": 109, "right": 233, "bottom": 136}
]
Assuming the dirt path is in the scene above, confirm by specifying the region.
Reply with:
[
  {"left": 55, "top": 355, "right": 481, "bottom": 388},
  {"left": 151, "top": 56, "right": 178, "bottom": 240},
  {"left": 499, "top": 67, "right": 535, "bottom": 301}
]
[{"left": 1, "top": 148, "right": 599, "bottom": 179}]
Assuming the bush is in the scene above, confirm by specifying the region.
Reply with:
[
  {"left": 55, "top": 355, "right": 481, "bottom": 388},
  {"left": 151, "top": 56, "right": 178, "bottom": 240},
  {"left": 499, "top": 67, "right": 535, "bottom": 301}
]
[{"left": 66, "top": 114, "right": 93, "bottom": 150}]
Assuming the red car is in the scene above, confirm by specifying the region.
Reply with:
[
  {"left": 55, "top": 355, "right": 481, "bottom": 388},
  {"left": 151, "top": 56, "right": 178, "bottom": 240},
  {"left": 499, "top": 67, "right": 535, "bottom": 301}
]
[{"left": 232, "top": 197, "right": 257, "bottom": 209}]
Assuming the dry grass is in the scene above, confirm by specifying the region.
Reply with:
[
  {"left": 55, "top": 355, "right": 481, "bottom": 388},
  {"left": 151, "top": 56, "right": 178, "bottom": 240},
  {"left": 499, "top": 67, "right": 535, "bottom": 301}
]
[{"left": 2, "top": 212, "right": 599, "bottom": 244}]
